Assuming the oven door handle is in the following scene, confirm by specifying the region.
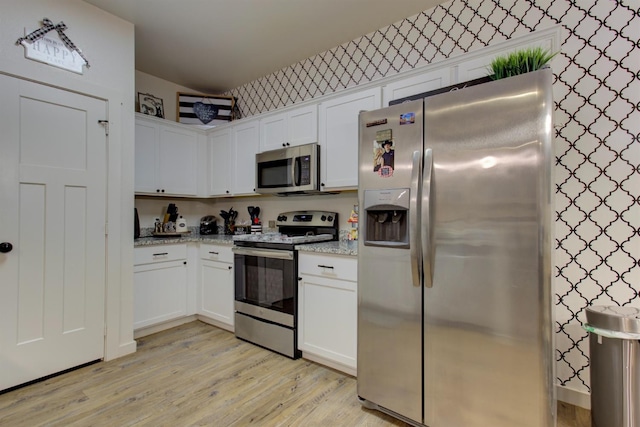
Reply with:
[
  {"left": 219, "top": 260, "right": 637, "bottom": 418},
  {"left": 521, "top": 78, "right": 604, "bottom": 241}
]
[{"left": 232, "top": 246, "right": 295, "bottom": 260}]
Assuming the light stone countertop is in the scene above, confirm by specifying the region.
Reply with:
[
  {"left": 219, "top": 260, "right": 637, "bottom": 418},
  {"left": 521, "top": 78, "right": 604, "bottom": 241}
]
[
  {"left": 135, "top": 230, "right": 358, "bottom": 256},
  {"left": 295, "top": 240, "right": 358, "bottom": 256},
  {"left": 134, "top": 228, "right": 235, "bottom": 247}
]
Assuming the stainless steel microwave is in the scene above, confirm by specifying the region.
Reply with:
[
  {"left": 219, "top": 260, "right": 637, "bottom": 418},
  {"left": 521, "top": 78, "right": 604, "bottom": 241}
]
[{"left": 256, "top": 143, "right": 320, "bottom": 195}]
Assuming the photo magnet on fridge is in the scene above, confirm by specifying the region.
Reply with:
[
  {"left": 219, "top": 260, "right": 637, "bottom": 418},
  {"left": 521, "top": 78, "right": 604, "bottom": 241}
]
[
  {"left": 400, "top": 112, "right": 415, "bottom": 125},
  {"left": 372, "top": 139, "right": 394, "bottom": 177}
]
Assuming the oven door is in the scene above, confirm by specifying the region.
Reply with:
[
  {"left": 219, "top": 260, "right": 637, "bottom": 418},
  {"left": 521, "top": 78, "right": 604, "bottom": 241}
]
[{"left": 232, "top": 246, "right": 297, "bottom": 327}]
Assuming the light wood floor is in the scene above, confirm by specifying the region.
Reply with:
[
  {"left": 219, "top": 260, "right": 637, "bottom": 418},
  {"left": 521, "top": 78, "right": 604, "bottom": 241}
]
[{"left": 0, "top": 321, "right": 590, "bottom": 426}]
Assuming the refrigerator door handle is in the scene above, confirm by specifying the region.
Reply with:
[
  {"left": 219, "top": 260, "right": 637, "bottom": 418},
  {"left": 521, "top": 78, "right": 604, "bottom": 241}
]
[
  {"left": 410, "top": 150, "right": 422, "bottom": 288},
  {"left": 422, "top": 148, "right": 434, "bottom": 288}
]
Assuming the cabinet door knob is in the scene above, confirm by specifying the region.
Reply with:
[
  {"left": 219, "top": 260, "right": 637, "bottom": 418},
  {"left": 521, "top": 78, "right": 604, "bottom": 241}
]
[
  {"left": 228, "top": 266, "right": 232, "bottom": 270},
  {"left": 0, "top": 242, "right": 13, "bottom": 253}
]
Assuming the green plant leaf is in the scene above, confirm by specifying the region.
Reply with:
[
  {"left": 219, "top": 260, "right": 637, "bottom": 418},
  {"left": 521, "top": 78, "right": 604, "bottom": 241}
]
[{"left": 488, "top": 47, "right": 557, "bottom": 80}]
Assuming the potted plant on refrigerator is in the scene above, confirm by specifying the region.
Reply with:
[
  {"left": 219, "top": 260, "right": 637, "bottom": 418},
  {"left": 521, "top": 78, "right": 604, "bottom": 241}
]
[{"left": 488, "top": 46, "right": 558, "bottom": 80}]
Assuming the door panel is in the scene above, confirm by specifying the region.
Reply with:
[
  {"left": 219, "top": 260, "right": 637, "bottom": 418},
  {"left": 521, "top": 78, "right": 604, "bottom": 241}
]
[{"left": 0, "top": 75, "right": 107, "bottom": 391}]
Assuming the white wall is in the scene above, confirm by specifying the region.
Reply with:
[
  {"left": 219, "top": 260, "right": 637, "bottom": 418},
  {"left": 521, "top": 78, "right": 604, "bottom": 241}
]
[{"left": 1, "top": 0, "right": 136, "bottom": 360}]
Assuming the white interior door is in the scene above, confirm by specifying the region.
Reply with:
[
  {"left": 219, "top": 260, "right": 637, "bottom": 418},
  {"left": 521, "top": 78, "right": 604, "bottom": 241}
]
[{"left": 0, "top": 75, "right": 107, "bottom": 391}]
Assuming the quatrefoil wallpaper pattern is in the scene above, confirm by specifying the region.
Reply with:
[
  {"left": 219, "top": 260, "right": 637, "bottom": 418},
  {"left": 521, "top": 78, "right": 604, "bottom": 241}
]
[{"left": 228, "top": 0, "right": 639, "bottom": 396}]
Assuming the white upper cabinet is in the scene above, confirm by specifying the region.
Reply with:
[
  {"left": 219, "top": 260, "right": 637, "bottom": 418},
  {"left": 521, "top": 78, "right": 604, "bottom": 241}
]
[
  {"left": 382, "top": 67, "right": 452, "bottom": 106},
  {"left": 135, "top": 114, "right": 201, "bottom": 196},
  {"left": 231, "top": 119, "right": 260, "bottom": 195},
  {"left": 208, "top": 126, "right": 232, "bottom": 197},
  {"left": 318, "top": 87, "right": 381, "bottom": 191},
  {"left": 135, "top": 118, "right": 160, "bottom": 193},
  {"left": 259, "top": 104, "right": 317, "bottom": 152}
]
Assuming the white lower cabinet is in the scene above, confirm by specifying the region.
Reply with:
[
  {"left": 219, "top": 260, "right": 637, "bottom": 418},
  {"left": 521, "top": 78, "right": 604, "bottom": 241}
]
[
  {"left": 134, "top": 244, "right": 188, "bottom": 330},
  {"left": 198, "top": 244, "right": 234, "bottom": 330},
  {"left": 298, "top": 253, "right": 357, "bottom": 374}
]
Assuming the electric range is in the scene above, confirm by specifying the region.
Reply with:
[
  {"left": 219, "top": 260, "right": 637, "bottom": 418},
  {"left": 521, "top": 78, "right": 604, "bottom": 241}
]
[{"left": 231, "top": 210, "right": 338, "bottom": 358}]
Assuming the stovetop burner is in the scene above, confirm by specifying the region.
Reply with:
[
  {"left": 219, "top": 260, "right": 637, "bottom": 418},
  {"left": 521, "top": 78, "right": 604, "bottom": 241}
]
[
  {"left": 233, "top": 233, "right": 334, "bottom": 245},
  {"left": 233, "top": 210, "right": 339, "bottom": 247}
]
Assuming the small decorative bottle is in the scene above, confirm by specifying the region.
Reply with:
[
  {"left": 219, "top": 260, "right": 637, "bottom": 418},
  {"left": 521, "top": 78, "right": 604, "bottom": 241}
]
[{"left": 154, "top": 218, "right": 162, "bottom": 234}]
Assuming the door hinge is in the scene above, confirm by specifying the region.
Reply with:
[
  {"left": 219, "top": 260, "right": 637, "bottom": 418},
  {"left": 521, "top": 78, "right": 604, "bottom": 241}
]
[
  {"left": 98, "top": 120, "right": 109, "bottom": 135},
  {"left": 105, "top": 222, "right": 108, "bottom": 236}
]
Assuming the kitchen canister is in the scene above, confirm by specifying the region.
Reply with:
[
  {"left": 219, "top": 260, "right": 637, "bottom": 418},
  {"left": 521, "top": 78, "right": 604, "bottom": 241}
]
[
  {"left": 176, "top": 216, "right": 188, "bottom": 232},
  {"left": 251, "top": 223, "right": 262, "bottom": 234}
]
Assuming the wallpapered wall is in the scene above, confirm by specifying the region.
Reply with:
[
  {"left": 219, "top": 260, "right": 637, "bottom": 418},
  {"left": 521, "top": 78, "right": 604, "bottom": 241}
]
[{"left": 227, "top": 0, "right": 639, "bottom": 397}]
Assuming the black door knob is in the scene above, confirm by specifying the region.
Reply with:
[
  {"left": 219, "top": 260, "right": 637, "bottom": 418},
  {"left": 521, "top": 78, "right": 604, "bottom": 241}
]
[{"left": 0, "top": 242, "right": 13, "bottom": 253}]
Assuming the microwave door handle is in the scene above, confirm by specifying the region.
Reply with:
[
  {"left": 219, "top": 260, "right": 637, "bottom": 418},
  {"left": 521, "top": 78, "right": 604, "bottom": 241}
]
[{"left": 291, "top": 157, "right": 298, "bottom": 186}]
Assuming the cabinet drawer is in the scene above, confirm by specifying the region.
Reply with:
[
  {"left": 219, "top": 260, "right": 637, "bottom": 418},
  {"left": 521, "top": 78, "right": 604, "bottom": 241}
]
[
  {"left": 199, "top": 244, "right": 233, "bottom": 263},
  {"left": 298, "top": 253, "right": 357, "bottom": 282},
  {"left": 134, "top": 244, "right": 187, "bottom": 266}
]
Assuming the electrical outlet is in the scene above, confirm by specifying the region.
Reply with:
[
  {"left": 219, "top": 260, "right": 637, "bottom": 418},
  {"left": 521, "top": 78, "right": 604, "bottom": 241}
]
[{"left": 268, "top": 220, "right": 276, "bottom": 228}]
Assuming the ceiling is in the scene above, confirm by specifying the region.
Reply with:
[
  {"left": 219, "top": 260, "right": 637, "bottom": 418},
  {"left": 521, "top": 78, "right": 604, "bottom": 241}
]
[{"left": 84, "top": 0, "right": 445, "bottom": 94}]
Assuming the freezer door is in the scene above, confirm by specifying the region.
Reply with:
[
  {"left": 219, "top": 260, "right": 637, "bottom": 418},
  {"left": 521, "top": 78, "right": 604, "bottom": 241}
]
[
  {"left": 423, "top": 69, "right": 555, "bottom": 427},
  {"left": 357, "top": 100, "right": 424, "bottom": 424}
]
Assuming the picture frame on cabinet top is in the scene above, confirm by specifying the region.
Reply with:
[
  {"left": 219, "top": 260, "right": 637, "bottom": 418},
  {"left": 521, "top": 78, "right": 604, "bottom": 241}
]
[
  {"left": 177, "top": 92, "right": 236, "bottom": 126},
  {"left": 138, "top": 92, "right": 165, "bottom": 119}
]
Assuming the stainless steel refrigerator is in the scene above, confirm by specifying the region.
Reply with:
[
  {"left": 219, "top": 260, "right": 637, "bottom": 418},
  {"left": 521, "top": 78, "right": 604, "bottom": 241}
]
[{"left": 357, "top": 68, "right": 555, "bottom": 427}]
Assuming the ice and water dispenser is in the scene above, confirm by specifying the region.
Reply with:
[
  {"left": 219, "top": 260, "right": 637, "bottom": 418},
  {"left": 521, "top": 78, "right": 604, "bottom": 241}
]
[{"left": 363, "top": 188, "right": 410, "bottom": 247}]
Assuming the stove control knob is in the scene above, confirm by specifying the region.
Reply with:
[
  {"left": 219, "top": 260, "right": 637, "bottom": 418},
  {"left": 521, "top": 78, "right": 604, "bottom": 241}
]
[
  {"left": 278, "top": 215, "right": 287, "bottom": 222},
  {"left": 321, "top": 215, "right": 326, "bottom": 221},
  {"left": 327, "top": 215, "right": 334, "bottom": 222}
]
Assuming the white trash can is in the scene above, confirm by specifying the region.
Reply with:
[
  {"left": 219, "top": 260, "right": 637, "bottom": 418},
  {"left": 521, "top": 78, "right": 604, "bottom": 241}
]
[{"left": 584, "top": 305, "right": 640, "bottom": 427}]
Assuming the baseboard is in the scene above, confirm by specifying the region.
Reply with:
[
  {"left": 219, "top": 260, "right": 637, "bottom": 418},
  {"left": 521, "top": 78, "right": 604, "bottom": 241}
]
[
  {"left": 556, "top": 384, "right": 590, "bottom": 410},
  {"left": 134, "top": 315, "right": 198, "bottom": 339},
  {"left": 196, "top": 315, "right": 234, "bottom": 333},
  {"left": 301, "top": 352, "right": 357, "bottom": 377}
]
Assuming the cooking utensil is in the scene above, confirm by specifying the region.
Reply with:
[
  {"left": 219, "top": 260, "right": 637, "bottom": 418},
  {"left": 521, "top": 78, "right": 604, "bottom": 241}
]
[{"left": 167, "top": 203, "right": 179, "bottom": 222}]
